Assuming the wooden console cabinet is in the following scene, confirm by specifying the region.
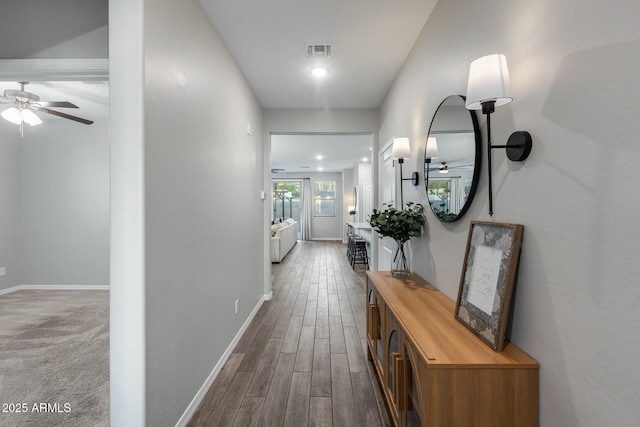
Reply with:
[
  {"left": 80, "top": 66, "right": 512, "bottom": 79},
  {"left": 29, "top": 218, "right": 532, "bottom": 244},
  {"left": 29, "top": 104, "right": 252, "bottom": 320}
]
[{"left": 366, "top": 271, "right": 538, "bottom": 427}]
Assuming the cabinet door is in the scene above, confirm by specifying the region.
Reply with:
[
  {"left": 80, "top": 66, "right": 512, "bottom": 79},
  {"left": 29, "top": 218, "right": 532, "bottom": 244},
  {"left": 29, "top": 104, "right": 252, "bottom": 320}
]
[
  {"left": 366, "top": 287, "right": 385, "bottom": 373},
  {"left": 385, "top": 310, "right": 404, "bottom": 424},
  {"left": 403, "top": 342, "right": 425, "bottom": 427}
]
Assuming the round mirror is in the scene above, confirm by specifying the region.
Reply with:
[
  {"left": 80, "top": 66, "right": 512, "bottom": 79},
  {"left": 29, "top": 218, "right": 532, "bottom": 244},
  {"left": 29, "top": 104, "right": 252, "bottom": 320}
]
[{"left": 424, "top": 95, "right": 481, "bottom": 222}]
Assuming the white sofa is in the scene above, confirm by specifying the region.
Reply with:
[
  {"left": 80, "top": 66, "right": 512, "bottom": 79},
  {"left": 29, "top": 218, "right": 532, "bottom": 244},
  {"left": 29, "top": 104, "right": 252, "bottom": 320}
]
[{"left": 271, "top": 219, "right": 298, "bottom": 263}]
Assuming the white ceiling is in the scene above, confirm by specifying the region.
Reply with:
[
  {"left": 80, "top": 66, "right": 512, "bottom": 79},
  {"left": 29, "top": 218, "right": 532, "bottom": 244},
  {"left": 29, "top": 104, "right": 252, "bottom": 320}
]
[
  {"left": 271, "top": 134, "right": 373, "bottom": 173},
  {"left": 198, "top": 0, "right": 438, "bottom": 172},
  {"left": 198, "top": 0, "right": 438, "bottom": 109},
  {"left": 1, "top": 1, "right": 439, "bottom": 172}
]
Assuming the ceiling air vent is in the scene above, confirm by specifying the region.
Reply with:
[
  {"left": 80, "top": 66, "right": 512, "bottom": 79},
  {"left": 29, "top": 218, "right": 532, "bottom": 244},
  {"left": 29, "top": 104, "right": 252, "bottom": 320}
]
[
  {"left": 271, "top": 168, "right": 285, "bottom": 173},
  {"left": 307, "top": 44, "right": 332, "bottom": 59}
]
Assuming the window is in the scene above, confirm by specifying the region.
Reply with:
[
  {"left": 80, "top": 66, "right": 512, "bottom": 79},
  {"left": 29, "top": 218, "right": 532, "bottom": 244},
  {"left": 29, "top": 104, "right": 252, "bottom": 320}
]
[
  {"left": 314, "top": 181, "right": 336, "bottom": 217},
  {"left": 273, "top": 180, "right": 301, "bottom": 222}
]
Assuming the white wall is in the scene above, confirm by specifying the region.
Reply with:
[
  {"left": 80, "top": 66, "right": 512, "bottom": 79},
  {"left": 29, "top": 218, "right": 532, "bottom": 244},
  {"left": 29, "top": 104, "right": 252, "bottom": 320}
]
[
  {"left": 343, "top": 168, "right": 355, "bottom": 241},
  {"left": 0, "top": 121, "right": 21, "bottom": 292},
  {"left": 109, "top": 0, "right": 145, "bottom": 424},
  {"left": 379, "top": 0, "right": 640, "bottom": 425},
  {"left": 19, "top": 120, "right": 110, "bottom": 286},
  {"left": 143, "top": 0, "right": 264, "bottom": 425},
  {"left": 355, "top": 161, "right": 372, "bottom": 222}
]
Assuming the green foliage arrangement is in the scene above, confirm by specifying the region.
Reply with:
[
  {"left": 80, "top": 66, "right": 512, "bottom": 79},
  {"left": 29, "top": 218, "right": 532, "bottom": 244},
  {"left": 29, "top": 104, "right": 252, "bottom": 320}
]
[{"left": 369, "top": 202, "right": 425, "bottom": 243}]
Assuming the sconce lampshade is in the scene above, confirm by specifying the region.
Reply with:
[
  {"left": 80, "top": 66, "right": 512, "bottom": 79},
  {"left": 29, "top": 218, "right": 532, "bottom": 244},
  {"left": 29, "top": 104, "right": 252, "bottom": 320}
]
[
  {"left": 391, "top": 137, "right": 411, "bottom": 160},
  {"left": 425, "top": 136, "right": 439, "bottom": 159},
  {"left": 465, "top": 54, "right": 513, "bottom": 111}
]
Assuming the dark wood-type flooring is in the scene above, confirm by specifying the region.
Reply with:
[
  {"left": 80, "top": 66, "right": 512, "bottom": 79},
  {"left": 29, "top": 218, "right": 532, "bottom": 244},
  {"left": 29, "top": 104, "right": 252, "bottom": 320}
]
[{"left": 188, "top": 240, "right": 390, "bottom": 426}]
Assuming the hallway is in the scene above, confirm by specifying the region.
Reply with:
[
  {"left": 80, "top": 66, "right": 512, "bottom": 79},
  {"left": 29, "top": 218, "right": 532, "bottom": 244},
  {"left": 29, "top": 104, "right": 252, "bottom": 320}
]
[{"left": 188, "top": 241, "right": 389, "bottom": 426}]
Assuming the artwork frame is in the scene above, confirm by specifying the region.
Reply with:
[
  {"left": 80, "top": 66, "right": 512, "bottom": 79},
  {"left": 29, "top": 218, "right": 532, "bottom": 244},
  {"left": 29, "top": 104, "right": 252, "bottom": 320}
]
[{"left": 455, "top": 221, "right": 524, "bottom": 351}]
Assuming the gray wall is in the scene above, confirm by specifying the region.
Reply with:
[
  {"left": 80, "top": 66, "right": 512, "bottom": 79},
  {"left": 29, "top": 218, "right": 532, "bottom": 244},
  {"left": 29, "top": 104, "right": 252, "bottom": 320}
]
[
  {"left": 0, "top": 0, "right": 109, "bottom": 293},
  {"left": 0, "top": 121, "right": 21, "bottom": 291},
  {"left": 0, "top": 0, "right": 108, "bottom": 59},
  {"left": 0, "top": 111, "right": 109, "bottom": 292},
  {"left": 143, "top": 0, "right": 264, "bottom": 425},
  {"left": 379, "top": 0, "right": 640, "bottom": 425},
  {"left": 20, "top": 120, "right": 110, "bottom": 286}
]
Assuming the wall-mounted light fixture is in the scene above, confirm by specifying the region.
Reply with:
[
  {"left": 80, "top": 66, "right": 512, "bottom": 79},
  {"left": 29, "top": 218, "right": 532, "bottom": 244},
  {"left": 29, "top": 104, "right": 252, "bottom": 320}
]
[
  {"left": 424, "top": 136, "right": 439, "bottom": 164},
  {"left": 392, "top": 137, "right": 419, "bottom": 207},
  {"left": 465, "top": 54, "right": 532, "bottom": 216}
]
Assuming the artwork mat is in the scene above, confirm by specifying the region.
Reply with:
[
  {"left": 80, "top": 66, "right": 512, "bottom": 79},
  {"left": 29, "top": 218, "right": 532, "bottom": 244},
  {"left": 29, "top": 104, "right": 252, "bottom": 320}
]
[{"left": 455, "top": 221, "right": 524, "bottom": 351}]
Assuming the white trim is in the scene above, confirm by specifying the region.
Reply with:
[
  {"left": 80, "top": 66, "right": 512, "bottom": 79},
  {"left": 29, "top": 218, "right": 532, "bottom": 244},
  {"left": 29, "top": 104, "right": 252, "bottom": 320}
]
[
  {"left": 0, "top": 58, "right": 109, "bottom": 81},
  {"left": 0, "top": 284, "right": 110, "bottom": 295},
  {"left": 0, "top": 286, "right": 21, "bottom": 296},
  {"left": 264, "top": 290, "right": 273, "bottom": 301},
  {"left": 379, "top": 137, "right": 395, "bottom": 156},
  {"left": 175, "top": 295, "right": 266, "bottom": 427},
  {"left": 312, "top": 238, "right": 344, "bottom": 241}
]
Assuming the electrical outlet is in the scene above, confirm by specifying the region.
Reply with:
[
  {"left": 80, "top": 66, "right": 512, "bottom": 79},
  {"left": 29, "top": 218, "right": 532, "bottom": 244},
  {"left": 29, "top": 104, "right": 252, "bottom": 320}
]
[
  {"left": 0, "top": 267, "right": 6, "bottom": 276},
  {"left": 235, "top": 299, "right": 239, "bottom": 314}
]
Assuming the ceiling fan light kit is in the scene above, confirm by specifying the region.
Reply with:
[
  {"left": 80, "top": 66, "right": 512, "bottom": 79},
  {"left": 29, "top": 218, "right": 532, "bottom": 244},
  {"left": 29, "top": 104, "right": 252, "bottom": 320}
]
[
  {"left": 1, "top": 81, "right": 94, "bottom": 136},
  {"left": 1, "top": 107, "right": 41, "bottom": 126}
]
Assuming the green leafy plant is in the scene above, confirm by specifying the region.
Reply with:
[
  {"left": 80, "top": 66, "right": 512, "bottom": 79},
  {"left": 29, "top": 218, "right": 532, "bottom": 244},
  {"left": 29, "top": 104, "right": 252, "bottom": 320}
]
[{"left": 369, "top": 202, "right": 425, "bottom": 243}]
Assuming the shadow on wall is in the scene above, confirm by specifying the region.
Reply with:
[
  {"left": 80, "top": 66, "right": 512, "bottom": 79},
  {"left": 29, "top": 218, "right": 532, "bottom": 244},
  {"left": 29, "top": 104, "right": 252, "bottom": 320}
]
[
  {"left": 542, "top": 38, "right": 640, "bottom": 146},
  {"left": 1, "top": 0, "right": 108, "bottom": 59},
  {"left": 541, "top": 38, "right": 640, "bottom": 301}
]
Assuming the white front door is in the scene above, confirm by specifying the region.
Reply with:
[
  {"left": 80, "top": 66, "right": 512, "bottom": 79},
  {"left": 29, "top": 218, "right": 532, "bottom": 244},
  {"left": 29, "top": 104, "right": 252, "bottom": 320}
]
[{"left": 378, "top": 140, "right": 395, "bottom": 270}]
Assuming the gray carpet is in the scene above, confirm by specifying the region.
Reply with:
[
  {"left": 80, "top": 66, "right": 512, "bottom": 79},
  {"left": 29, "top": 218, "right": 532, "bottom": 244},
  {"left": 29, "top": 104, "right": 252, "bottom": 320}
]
[{"left": 0, "top": 290, "right": 109, "bottom": 427}]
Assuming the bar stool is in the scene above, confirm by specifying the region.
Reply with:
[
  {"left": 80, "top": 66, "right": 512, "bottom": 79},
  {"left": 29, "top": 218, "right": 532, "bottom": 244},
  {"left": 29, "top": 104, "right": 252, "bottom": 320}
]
[
  {"left": 351, "top": 238, "right": 369, "bottom": 270},
  {"left": 346, "top": 233, "right": 359, "bottom": 261}
]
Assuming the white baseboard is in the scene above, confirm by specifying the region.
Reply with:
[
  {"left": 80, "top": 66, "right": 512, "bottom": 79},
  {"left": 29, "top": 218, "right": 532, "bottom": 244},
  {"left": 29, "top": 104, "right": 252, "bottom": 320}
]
[
  {"left": 0, "top": 286, "right": 21, "bottom": 296},
  {"left": 312, "top": 238, "right": 343, "bottom": 241},
  {"left": 175, "top": 295, "right": 266, "bottom": 427},
  {"left": 0, "top": 284, "right": 110, "bottom": 295}
]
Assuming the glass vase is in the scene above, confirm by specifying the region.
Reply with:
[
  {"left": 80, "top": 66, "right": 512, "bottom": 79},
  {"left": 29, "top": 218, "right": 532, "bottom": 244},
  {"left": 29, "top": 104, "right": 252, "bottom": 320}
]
[{"left": 391, "top": 239, "right": 411, "bottom": 277}]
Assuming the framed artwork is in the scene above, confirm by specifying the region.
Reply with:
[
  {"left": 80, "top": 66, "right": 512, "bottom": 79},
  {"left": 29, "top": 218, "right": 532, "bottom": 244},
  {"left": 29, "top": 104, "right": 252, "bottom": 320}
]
[{"left": 455, "top": 221, "right": 524, "bottom": 351}]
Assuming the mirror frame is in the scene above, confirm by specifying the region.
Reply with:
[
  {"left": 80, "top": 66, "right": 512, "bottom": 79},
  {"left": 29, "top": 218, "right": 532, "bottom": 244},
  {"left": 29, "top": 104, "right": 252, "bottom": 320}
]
[{"left": 424, "top": 95, "right": 482, "bottom": 222}]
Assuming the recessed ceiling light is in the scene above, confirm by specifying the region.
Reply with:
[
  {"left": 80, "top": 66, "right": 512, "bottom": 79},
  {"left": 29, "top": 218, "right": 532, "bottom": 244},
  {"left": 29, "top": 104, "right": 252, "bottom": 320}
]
[
  {"left": 316, "top": 154, "right": 323, "bottom": 160},
  {"left": 318, "top": 166, "right": 324, "bottom": 171},
  {"left": 311, "top": 67, "right": 328, "bottom": 77},
  {"left": 362, "top": 157, "right": 369, "bottom": 162}
]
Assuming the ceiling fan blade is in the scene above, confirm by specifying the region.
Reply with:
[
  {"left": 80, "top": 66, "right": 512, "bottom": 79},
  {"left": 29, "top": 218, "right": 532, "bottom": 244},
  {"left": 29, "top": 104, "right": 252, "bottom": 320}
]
[
  {"left": 35, "top": 107, "right": 94, "bottom": 125},
  {"left": 38, "top": 101, "right": 79, "bottom": 108}
]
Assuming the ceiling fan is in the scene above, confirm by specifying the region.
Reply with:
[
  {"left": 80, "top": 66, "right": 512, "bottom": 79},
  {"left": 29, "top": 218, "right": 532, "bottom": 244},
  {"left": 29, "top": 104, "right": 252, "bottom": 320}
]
[
  {"left": 427, "top": 162, "right": 474, "bottom": 173},
  {"left": 0, "top": 82, "right": 93, "bottom": 136}
]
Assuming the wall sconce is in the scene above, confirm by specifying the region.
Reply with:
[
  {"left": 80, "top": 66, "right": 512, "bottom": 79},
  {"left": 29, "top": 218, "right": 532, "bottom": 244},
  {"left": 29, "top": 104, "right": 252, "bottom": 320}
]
[
  {"left": 424, "top": 136, "right": 439, "bottom": 164},
  {"left": 392, "top": 137, "right": 419, "bottom": 208},
  {"left": 465, "top": 54, "right": 532, "bottom": 216}
]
